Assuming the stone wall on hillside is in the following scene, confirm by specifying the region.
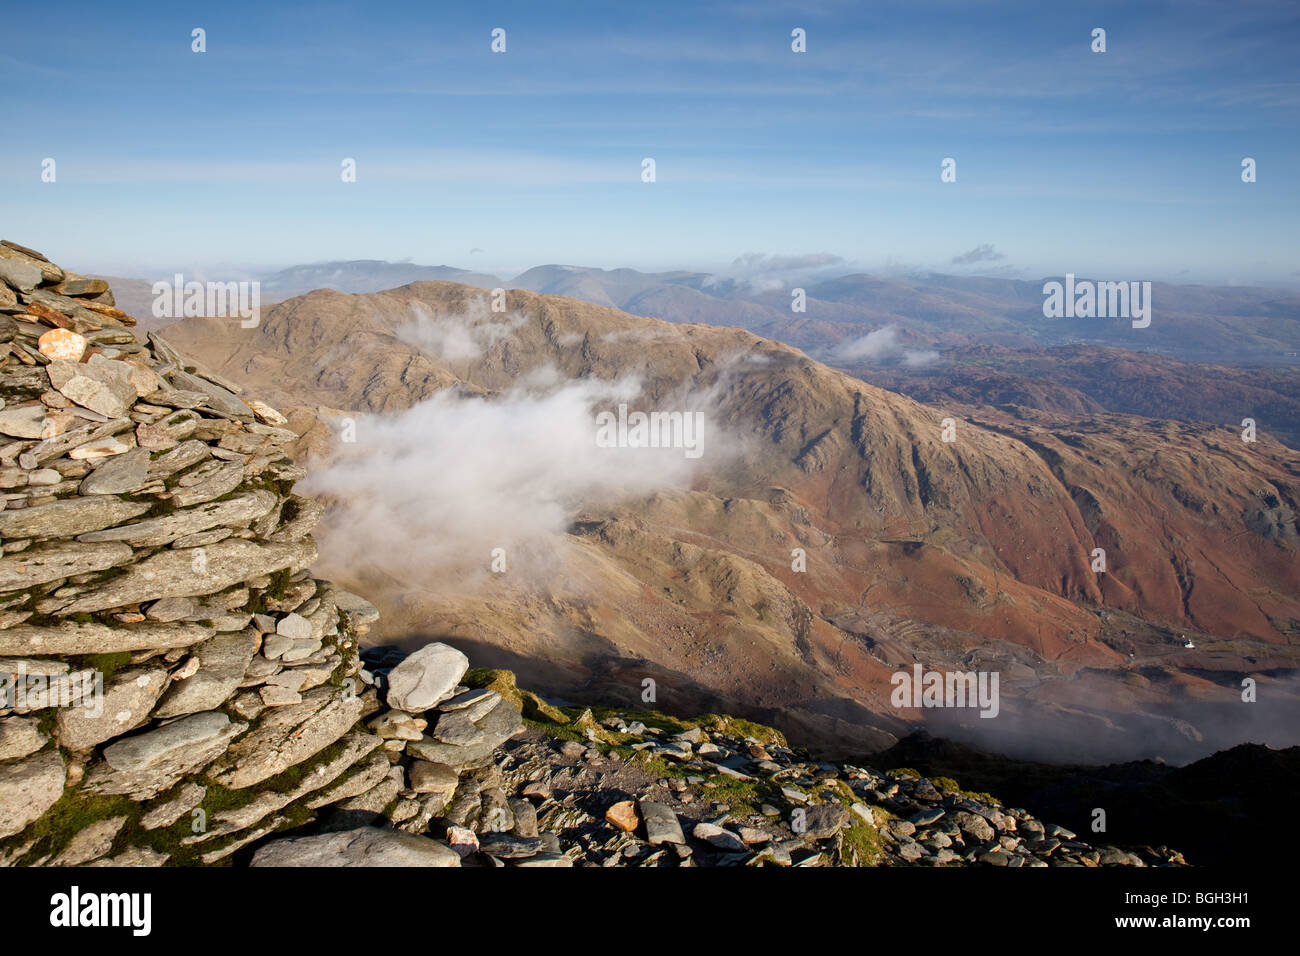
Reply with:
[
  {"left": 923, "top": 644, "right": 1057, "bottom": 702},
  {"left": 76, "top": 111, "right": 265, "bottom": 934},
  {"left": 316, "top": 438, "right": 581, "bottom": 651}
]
[{"left": 0, "top": 241, "right": 536, "bottom": 866}]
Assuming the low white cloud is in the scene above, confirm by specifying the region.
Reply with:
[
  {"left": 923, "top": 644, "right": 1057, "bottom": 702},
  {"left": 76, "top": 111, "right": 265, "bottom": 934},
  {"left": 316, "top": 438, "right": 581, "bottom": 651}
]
[
  {"left": 300, "top": 374, "right": 722, "bottom": 585},
  {"left": 394, "top": 300, "right": 525, "bottom": 361},
  {"left": 704, "top": 252, "right": 849, "bottom": 294},
  {"left": 830, "top": 324, "right": 940, "bottom": 367},
  {"left": 951, "top": 243, "right": 1006, "bottom": 265}
]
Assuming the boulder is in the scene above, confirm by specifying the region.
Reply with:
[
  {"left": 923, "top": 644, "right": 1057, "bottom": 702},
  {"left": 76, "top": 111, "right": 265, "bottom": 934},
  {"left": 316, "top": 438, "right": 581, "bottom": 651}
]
[{"left": 385, "top": 642, "right": 468, "bottom": 712}]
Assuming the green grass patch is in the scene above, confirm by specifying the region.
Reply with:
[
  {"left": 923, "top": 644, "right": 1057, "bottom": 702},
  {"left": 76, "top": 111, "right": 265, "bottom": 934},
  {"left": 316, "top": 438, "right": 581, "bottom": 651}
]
[
  {"left": 78, "top": 651, "right": 134, "bottom": 682},
  {"left": 0, "top": 788, "right": 137, "bottom": 863},
  {"left": 930, "top": 774, "right": 1000, "bottom": 805}
]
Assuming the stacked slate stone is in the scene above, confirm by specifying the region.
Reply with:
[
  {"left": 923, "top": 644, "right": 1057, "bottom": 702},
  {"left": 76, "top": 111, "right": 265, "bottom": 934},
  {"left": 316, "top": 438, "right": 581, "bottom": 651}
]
[{"left": 0, "top": 241, "right": 539, "bottom": 867}]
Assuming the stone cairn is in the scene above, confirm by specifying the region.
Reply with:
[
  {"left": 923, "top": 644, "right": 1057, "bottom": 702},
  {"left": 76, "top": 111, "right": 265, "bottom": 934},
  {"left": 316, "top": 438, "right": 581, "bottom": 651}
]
[{"left": 0, "top": 241, "right": 536, "bottom": 866}]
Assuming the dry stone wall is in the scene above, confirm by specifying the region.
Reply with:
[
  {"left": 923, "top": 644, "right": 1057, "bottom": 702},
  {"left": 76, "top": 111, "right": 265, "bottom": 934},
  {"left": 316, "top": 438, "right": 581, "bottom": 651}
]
[{"left": 0, "top": 242, "right": 533, "bottom": 866}]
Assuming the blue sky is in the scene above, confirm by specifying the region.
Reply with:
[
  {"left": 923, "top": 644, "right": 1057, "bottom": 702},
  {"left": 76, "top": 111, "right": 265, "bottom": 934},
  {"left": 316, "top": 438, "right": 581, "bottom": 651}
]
[{"left": 2, "top": 0, "right": 1297, "bottom": 285}]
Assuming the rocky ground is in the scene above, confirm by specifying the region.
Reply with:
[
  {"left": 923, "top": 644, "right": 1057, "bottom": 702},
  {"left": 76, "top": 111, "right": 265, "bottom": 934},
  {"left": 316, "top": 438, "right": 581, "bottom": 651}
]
[
  {"left": 467, "top": 702, "right": 1186, "bottom": 868},
  {"left": 0, "top": 243, "right": 1187, "bottom": 868}
]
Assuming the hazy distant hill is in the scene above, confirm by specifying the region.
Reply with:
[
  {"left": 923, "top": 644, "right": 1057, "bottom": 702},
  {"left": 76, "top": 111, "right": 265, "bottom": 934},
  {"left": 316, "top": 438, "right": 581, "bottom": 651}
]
[
  {"left": 102, "top": 258, "right": 1300, "bottom": 448},
  {"left": 258, "top": 260, "right": 1300, "bottom": 361},
  {"left": 853, "top": 345, "right": 1300, "bottom": 449},
  {"left": 259, "top": 260, "right": 504, "bottom": 300},
  {"left": 103, "top": 258, "right": 1300, "bottom": 363}
]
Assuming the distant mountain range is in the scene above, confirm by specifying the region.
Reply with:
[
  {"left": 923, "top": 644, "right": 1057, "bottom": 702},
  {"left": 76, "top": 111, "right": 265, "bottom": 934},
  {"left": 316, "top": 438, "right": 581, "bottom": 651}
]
[
  {"left": 106, "top": 258, "right": 1300, "bottom": 364},
  {"left": 103, "top": 258, "right": 1300, "bottom": 449}
]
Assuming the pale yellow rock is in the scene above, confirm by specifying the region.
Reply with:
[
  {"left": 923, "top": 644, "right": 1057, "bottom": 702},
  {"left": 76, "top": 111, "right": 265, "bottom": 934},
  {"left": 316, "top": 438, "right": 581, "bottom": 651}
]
[
  {"left": 246, "top": 398, "right": 288, "bottom": 426},
  {"left": 37, "top": 328, "right": 87, "bottom": 362},
  {"left": 605, "top": 799, "right": 640, "bottom": 832}
]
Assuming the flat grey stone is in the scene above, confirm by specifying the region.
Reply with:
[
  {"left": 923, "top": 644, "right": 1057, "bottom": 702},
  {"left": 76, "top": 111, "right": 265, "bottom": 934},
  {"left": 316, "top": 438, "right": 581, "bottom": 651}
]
[
  {"left": 153, "top": 628, "right": 260, "bottom": 718},
  {"left": 0, "top": 715, "right": 48, "bottom": 760},
  {"left": 47, "top": 359, "right": 136, "bottom": 418},
  {"left": 144, "top": 596, "right": 199, "bottom": 622},
  {"left": 692, "top": 822, "right": 747, "bottom": 853},
  {"left": 55, "top": 667, "right": 169, "bottom": 750},
  {"left": 250, "top": 827, "right": 461, "bottom": 867},
  {"left": 261, "top": 633, "right": 292, "bottom": 659},
  {"left": 437, "top": 689, "right": 501, "bottom": 721},
  {"left": 0, "top": 257, "right": 43, "bottom": 293},
  {"left": 102, "top": 711, "right": 234, "bottom": 772},
  {"left": 275, "top": 612, "right": 312, "bottom": 641},
  {"left": 0, "top": 540, "right": 135, "bottom": 590},
  {"left": 280, "top": 638, "right": 321, "bottom": 662},
  {"left": 639, "top": 800, "right": 685, "bottom": 845},
  {"left": 0, "top": 750, "right": 65, "bottom": 839},
  {"left": 259, "top": 684, "right": 301, "bottom": 706},
  {"left": 51, "top": 538, "right": 316, "bottom": 614},
  {"left": 78, "top": 447, "right": 152, "bottom": 495},
  {"left": 0, "top": 404, "right": 48, "bottom": 439},
  {"left": 0, "top": 620, "right": 213, "bottom": 655},
  {"left": 0, "top": 496, "right": 149, "bottom": 540},
  {"left": 407, "top": 760, "right": 459, "bottom": 794},
  {"left": 431, "top": 711, "right": 485, "bottom": 746}
]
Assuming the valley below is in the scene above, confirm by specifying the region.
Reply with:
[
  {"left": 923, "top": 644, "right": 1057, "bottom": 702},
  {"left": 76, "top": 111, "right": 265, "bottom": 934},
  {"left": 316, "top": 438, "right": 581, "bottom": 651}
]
[{"left": 156, "top": 278, "right": 1300, "bottom": 770}]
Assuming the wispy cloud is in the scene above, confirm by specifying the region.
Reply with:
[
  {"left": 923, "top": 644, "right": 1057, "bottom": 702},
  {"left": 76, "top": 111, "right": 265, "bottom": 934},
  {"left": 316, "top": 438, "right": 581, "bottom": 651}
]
[{"left": 951, "top": 243, "right": 1006, "bottom": 266}]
